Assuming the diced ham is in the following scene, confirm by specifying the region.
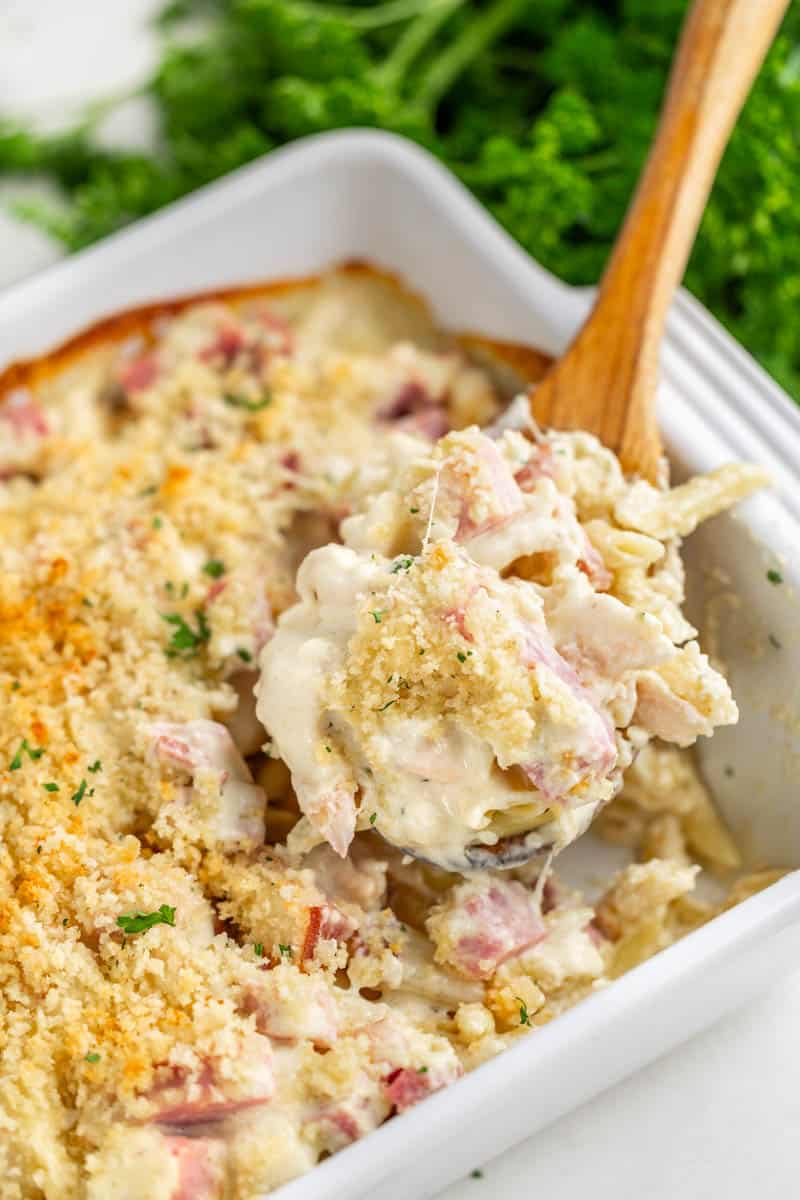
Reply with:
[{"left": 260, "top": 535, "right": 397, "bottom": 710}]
[
  {"left": 514, "top": 444, "right": 556, "bottom": 488},
  {"left": 428, "top": 878, "right": 546, "bottom": 980},
  {"left": 301, "top": 903, "right": 356, "bottom": 963},
  {"left": 205, "top": 578, "right": 228, "bottom": 606},
  {"left": 119, "top": 354, "right": 159, "bottom": 393},
  {"left": 577, "top": 534, "right": 613, "bottom": 591},
  {"left": 312, "top": 1075, "right": 388, "bottom": 1151},
  {"left": 147, "top": 1048, "right": 274, "bottom": 1125},
  {"left": 150, "top": 719, "right": 250, "bottom": 778},
  {"left": 518, "top": 623, "right": 617, "bottom": 801},
  {"left": 1, "top": 391, "right": 49, "bottom": 437},
  {"left": 165, "top": 1136, "right": 226, "bottom": 1200},
  {"left": 257, "top": 308, "right": 294, "bottom": 356},
  {"left": 397, "top": 408, "right": 450, "bottom": 440},
  {"left": 199, "top": 325, "right": 246, "bottom": 366},
  {"left": 325, "top": 1108, "right": 360, "bottom": 1143},
  {"left": 379, "top": 381, "right": 450, "bottom": 442},
  {"left": 86, "top": 1128, "right": 225, "bottom": 1200},
  {"left": 383, "top": 1067, "right": 444, "bottom": 1113}
]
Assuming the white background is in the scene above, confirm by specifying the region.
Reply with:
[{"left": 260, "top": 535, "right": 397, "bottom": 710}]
[{"left": 1, "top": 4, "right": 796, "bottom": 1196}]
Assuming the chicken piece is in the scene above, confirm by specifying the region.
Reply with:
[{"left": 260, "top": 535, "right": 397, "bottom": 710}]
[
  {"left": 1, "top": 390, "right": 49, "bottom": 478},
  {"left": 241, "top": 963, "right": 339, "bottom": 1046},
  {"left": 149, "top": 719, "right": 266, "bottom": 852}
]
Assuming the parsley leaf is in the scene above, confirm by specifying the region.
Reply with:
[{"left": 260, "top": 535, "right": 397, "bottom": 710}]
[
  {"left": 517, "top": 997, "right": 531, "bottom": 1026},
  {"left": 767, "top": 568, "right": 783, "bottom": 584},
  {"left": 71, "top": 779, "right": 94, "bottom": 807},
  {"left": 369, "top": 812, "right": 378, "bottom": 825},
  {"left": 370, "top": 610, "right": 385, "bottom": 623},
  {"left": 236, "top": 647, "right": 252, "bottom": 663},
  {"left": 87, "top": 760, "right": 102, "bottom": 773},
  {"left": 85, "top": 1052, "right": 101, "bottom": 1064},
  {"left": 116, "top": 904, "right": 176, "bottom": 935},
  {"left": 9, "top": 739, "right": 45, "bottom": 770},
  {"left": 162, "top": 610, "right": 211, "bottom": 658},
  {"left": 224, "top": 391, "right": 271, "bottom": 412},
  {"left": 278, "top": 943, "right": 293, "bottom": 958},
  {"left": 254, "top": 942, "right": 265, "bottom": 957},
  {"left": 203, "top": 559, "right": 225, "bottom": 578},
  {"left": 42, "top": 782, "right": 60, "bottom": 793},
  {"left": 389, "top": 556, "right": 414, "bottom": 574}
]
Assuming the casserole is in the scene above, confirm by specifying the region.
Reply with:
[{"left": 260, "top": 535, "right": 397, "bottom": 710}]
[{"left": 1, "top": 131, "right": 798, "bottom": 1199}]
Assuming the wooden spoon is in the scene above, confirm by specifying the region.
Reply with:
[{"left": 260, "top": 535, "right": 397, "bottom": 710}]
[{"left": 531, "top": 0, "right": 790, "bottom": 483}]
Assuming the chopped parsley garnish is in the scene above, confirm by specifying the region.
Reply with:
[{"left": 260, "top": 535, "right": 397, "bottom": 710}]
[
  {"left": 768, "top": 633, "right": 782, "bottom": 649},
  {"left": 517, "top": 997, "right": 531, "bottom": 1026},
  {"left": 71, "top": 779, "right": 94, "bottom": 806},
  {"left": 152, "top": 516, "right": 163, "bottom": 530},
  {"left": 324, "top": 745, "right": 332, "bottom": 753},
  {"left": 418, "top": 1065, "right": 428, "bottom": 1073},
  {"left": 81, "top": 596, "right": 93, "bottom": 607},
  {"left": 162, "top": 610, "right": 211, "bottom": 658},
  {"left": 236, "top": 647, "right": 253, "bottom": 663},
  {"left": 224, "top": 391, "right": 272, "bottom": 412},
  {"left": 369, "top": 812, "right": 377, "bottom": 825},
  {"left": 254, "top": 942, "right": 265, "bottom": 958},
  {"left": 139, "top": 484, "right": 157, "bottom": 497},
  {"left": 116, "top": 904, "right": 176, "bottom": 935},
  {"left": 767, "top": 569, "right": 783, "bottom": 584},
  {"left": 11, "top": 681, "right": 20, "bottom": 691},
  {"left": 42, "top": 782, "right": 60, "bottom": 793},
  {"left": 370, "top": 610, "right": 384, "bottom": 623},
  {"left": 203, "top": 559, "right": 226, "bottom": 578},
  {"left": 88, "top": 760, "right": 102, "bottom": 773},
  {"left": 375, "top": 699, "right": 396, "bottom": 713},
  {"left": 470, "top": 1170, "right": 484, "bottom": 1180},
  {"left": 409, "top": 507, "right": 419, "bottom": 514},
  {"left": 457, "top": 652, "right": 467, "bottom": 663},
  {"left": 85, "top": 1052, "right": 101, "bottom": 1064},
  {"left": 9, "top": 739, "right": 45, "bottom": 770},
  {"left": 278, "top": 944, "right": 293, "bottom": 958},
  {"left": 389, "top": 556, "right": 414, "bottom": 574}
]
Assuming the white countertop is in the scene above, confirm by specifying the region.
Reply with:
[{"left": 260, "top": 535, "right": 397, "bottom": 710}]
[{"left": 2, "top": 5, "right": 797, "bottom": 1196}]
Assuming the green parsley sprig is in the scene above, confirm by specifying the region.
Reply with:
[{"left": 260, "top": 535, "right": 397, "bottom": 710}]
[
  {"left": 116, "top": 904, "right": 176, "bottom": 935},
  {"left": 162, "top": 610, "right": 211, "bottom": 658}
]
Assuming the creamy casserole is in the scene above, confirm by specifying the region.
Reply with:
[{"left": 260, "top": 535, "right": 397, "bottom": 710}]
[{"left": 0, "top": 268, "right": 777, "bottom": 1200}]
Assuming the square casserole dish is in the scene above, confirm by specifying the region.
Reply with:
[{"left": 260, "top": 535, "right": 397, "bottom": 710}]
[{"left": 1, "top": 130, "right": 799, "bottom": 1200}]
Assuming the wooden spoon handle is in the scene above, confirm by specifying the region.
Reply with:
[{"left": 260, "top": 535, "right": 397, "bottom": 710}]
[{"left": 532, "top": 0, "right": 790, "bottom": 481}]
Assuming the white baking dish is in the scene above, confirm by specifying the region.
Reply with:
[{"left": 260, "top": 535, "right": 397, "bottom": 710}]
[{"left": 1, "top": 130, "right": 799, "bottom": 1199}]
